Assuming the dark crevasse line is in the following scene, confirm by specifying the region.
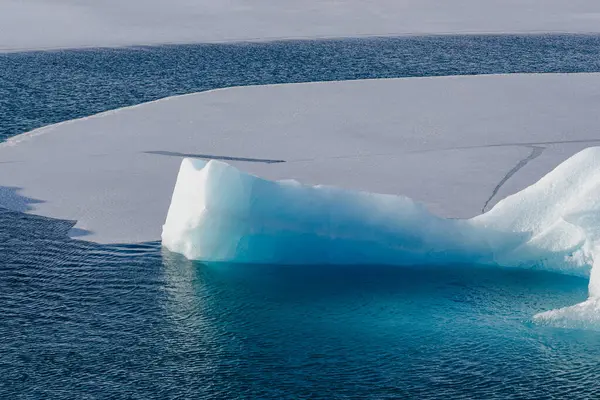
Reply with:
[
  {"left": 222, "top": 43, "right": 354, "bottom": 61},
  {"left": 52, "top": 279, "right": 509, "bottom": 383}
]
[
  {"left": 144, "top": 151, "right": 286, "bottom": 164},
  {"left": 1, "top": 34, "right": 600, "bottom": 142},
  {"left": 482, "top": 145, "right": 545, "bottom": 213}
]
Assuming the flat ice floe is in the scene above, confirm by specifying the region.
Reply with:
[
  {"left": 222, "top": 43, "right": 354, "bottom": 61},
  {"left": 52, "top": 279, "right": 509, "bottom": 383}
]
[
  {"left": 2, "top": 73, "right": 600, "bottom": 243},
  {"left": 2, "top": 0, "right": 600, "bottom": 51}
]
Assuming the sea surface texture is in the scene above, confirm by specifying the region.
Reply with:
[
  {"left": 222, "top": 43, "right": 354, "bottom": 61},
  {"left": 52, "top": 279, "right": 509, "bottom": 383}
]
[
  {"left": 2, "top": 35, "right": 600, "bottom": 141},
  {"left": 2, "top": 35, "right": 600, "bottom": 398}
]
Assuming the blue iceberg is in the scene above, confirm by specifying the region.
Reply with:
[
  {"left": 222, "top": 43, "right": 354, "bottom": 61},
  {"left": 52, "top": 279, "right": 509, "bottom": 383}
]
[{"left": 162, "top": 147, "right": 600, "bottom": 324}]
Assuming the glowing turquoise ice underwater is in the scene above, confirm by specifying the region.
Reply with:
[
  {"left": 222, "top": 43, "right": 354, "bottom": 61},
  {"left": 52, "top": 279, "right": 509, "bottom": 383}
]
[
  {"left": 1, "top": 229, "right": 597, "bottom": 399},
  {"left": 162, "top": 150, "right": 600, "bottom": 328},
  {"left": 3, "top": 35, "right": 600, "bottom": 398}
]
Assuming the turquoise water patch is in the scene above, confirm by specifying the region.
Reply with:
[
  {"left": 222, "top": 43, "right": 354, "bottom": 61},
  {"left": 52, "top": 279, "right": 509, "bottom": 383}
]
[{"left": 1, "top": 211, "right": 597, "bottom": 399}]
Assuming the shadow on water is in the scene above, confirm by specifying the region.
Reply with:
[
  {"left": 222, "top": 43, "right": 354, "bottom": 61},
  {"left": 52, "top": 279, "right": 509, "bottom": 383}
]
[
  {"left": 67, "top": 227, "right": 92, "bottom": 237},
  {"left": 0, "top": 186, "right": 44, "bottom": 212},
  {"left": 0, "top": 187, "right": 94, "bottom": 238}
]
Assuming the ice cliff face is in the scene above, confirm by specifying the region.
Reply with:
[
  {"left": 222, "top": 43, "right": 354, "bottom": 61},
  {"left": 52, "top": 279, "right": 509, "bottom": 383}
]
[
  {"left": 162, "top": 147, "right": 600, "bottom": 325},
  {"left": 162, "top": 158, "right": 501, "bottom": 266}
]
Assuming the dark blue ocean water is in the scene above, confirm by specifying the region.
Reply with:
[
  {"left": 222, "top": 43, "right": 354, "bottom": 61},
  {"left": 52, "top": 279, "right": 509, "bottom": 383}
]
[
  {"left": 1, "top": 209, "right": 598, "bottom": 399},
  {"left": 2, "top": 34, "right": 600, "bottom": 141},
  {"left": 2, "top": 35, "right": 600, "bottom": 398}
]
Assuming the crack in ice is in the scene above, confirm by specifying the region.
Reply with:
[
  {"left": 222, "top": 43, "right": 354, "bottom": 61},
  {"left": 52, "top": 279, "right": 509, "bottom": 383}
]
[
  {"left": 482, "top": 145, "right": 545, "bottom": 213},
  {"left": 145, "top": 150, "right": 285, "bottom": 164}
]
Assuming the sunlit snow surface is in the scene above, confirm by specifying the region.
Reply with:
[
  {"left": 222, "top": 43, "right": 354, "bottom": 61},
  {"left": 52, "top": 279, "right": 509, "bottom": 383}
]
[
  {"left": 3, "top": 0, "right": 600, "bottom": 51},
  {"left": 163, "top": 148, "right": 600, "bottom": 327}
]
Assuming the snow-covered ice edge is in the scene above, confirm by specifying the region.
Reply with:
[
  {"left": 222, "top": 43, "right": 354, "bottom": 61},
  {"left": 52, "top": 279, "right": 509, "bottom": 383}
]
[{"left": 162, "top": 148, "right": 600, "bottom": 327}]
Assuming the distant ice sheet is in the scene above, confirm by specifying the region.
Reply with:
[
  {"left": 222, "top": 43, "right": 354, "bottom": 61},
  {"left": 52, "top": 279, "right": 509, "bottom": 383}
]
[
  {"left": 2, "top": 0, "right": 600, "bottom": 51},
  {"left": 2, "top": 74, "right": 600, "bottom": 244}
]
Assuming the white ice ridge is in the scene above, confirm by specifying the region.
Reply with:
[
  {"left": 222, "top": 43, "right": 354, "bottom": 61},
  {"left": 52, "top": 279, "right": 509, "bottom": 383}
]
[
  {"left": 162, "top": 148, "right": 600, "bottom": 323},
  {"left": 3, "top": 0, "right": 600, "bottom": 52}
]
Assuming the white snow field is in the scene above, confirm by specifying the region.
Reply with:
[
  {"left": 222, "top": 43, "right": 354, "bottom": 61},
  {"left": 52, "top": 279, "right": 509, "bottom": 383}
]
[
  {"left": 1, "top": 73, "right": 600, "bottom": 244},
  {"left": 2, "top": 0, "right": 600, "bottom": 51}
]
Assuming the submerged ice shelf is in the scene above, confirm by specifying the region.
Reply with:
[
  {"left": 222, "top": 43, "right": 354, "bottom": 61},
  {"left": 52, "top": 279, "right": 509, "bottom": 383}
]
[{"left": 162, "top": 148, "right": 600, "bottom": 323}]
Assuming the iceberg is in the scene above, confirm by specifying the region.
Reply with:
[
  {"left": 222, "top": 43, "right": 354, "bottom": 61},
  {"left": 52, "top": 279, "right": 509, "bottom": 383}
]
[
  {"left": 162, "top": 148, "right": 600, "bottom": 271},
  {"left": 162, "top": 158, "right": 507, "bottom": 266},
  {"left": 162, "top": 149, "right": 600, "bottom": 273},
  {"left": 162, "top": 147, "right": 600, "bottom": 323}
]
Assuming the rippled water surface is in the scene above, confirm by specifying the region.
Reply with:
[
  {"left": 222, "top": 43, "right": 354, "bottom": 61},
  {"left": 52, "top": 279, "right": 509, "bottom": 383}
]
[
  {"left": 2, "top": 35, "right": 600, "bottom": 398},
  {"left": 2, "top": 34, "right": 600, "bottom": 141},
  {"left": 2, "top": 210, "right": 599, "bottom": 399}
]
